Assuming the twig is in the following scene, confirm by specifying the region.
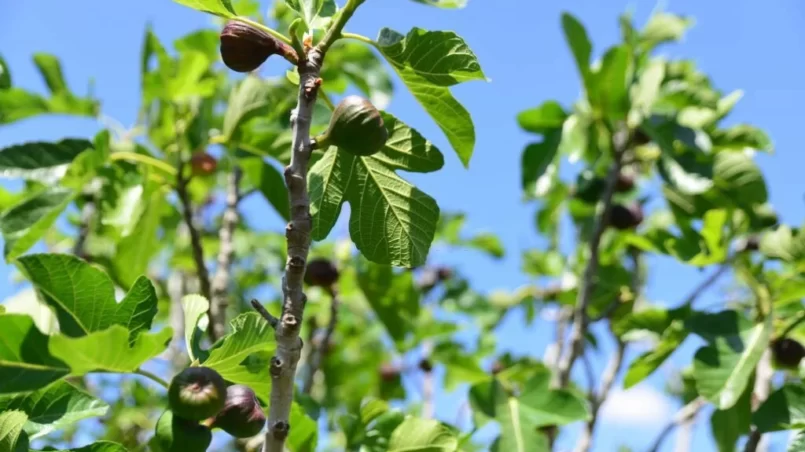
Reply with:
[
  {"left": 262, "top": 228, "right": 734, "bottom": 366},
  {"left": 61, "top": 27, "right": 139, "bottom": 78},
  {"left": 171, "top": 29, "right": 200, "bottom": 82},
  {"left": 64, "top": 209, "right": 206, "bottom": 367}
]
[
  {"left": 680, "top": 258, "right": 733, "bottom": 307},
  {"left": 73, "top": 194, "right": 96, "bottom": 260},
  {"left": 421, "top": 340, "right": 435, "bottom": 419},
  {"left": 301, "top": 287, "right": 340, "bottom": 394},
  {"left": 744, "top": 350, "right": 774, "bottom": 452},
  {"left": 175, "top": 158, "right": 214, "bottom": 335},
  {"left": 647, "top": 397, "right": 706, "bottom": 452},
  {"left": 545, "top": 307, "right": 572, "bottom": 371},
  {"left": 262, "top": 2, "right": 364, "bottom": 450},
  {"left": 250, "top": 299, "right": 279, "bottom": 330},
  {"left": 209, "top": 166, "right": 243, "bottom": 340},
  {"left": 554, "top": 127, "right": 629, "bottom": 389},
  {"left": 576, "top": 340, "right": 626, "bottom": 452}
]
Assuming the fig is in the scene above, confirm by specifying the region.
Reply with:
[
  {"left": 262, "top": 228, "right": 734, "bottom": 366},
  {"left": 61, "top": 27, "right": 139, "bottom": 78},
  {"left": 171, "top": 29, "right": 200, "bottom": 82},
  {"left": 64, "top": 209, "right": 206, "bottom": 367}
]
[
  {"left": 633, "top": 129, "right": 652, "bottom": 146},
  {"left": 210, "top": 384, "right": 266, "bottom": 438},
  {"left": 168, "top": 367, "right": 227, "bottom": 421},
  {"left": 315, "top": 96, "right": 388, "bottom": 157},
  {"left": 418, "top": 358, "right": 433, "bottom": 373},
  {"left": 190, "top": 153, "right": 217, "bottom": 176},
  {"left": 304, "top": 258, "right": 340, "bottom": 288},
  {"left": 219, "top": 21, "right": 297, "bottom": 73},
  {"left": 379, "top": 362, "right": 400, "bottom": 382},
  {"left": 490, "top": 360, "right": 505, "bottom": 375},
  {"left": 609, "top": 203, "right": 644, "bottom": 230},
  {"left": 153, "top": 409, "right": 212, "bottom": 452},
  {"left": 614, "top": 173, "right": 635, "bottom": 193},
  {"left": 771, "top": 337, "right": 805, "bottom": 370}
]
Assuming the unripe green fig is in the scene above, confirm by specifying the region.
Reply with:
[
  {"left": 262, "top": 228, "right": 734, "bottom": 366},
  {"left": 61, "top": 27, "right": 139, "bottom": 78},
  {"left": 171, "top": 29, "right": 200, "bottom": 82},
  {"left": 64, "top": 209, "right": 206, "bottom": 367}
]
[
  {"left": 210, "top": 384, "right": 266, "bottom": 438},
  {"left": 219, "top": 21, "right": 298, "bottom": 72},
  {"left": 315, "top": 96, "right": 388, "bottom": 157},
  {"left": 168, "top": 367, "right": 227, "bottom": 421},
  {"left": 152, "top": 409, "right": 212, "bottom": 452}
]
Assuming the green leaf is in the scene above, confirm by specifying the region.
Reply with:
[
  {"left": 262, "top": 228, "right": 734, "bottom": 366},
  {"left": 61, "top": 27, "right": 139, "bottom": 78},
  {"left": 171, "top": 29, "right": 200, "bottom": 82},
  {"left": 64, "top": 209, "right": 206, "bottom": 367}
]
[
  {"left": 240, "top": 157, "right": 290, "bottom": 222},
  {"left": 38, "top": 441, "right": 129, "bottom": 451},
  {"left": 285, "top": 0, "right": 335, "bottom": 29},
  {"left": 0, "top": 55, "right": 10, "bottom": 89},
  {"left": 712, "top": 125, "right": 773, "bottom": 153},
  {"left": 628, "top": 59, "right": 665, "bottom": 128},
  {"left": 182, "top": 295, "right": 210, "bottom": 363},
  {"left": 761, "top": 225, "right": 805, "bottom": 263},
  {"left": 753, "top": 384, "right": 805, "bottom": 433},
  {"left": 111, "top": 184, "right": 165, "bottom": 290},
  {"left": 521, "top": 132, "right": 560, "bottom": 195},
  {"left": 356, "top": 261, "right": 419, "bottom": 343},
  {"left": 202, "top": 313, "right": 276, "bottom": 400},
  {"left": 410, "top": 0, "right": 467, "bottom": 8},
  {"left": 376, "top": 27, "right": 485, "bottom": 166},
  {"left": 465, "top": 233, "right": 505, "bottom": 259},
  {"left": 171, "top": 0, "right": 237, "bottom": 17},
  {"left": 591, "top": 45, "right": 631, "bottom": 120},
  {"left": 561, "top": 13, "right": 593, "bottom": 93},
  {"left": 623, "top": 321, "right": 687, "bottom": 388},
  {"left": 640, "top": 13, "right": 694, "bottom": 49},
  {"left": 495, "top": 386, "right": 550, "bottom": 452},
  {"left": 32, "top": 54, "right": 68, "bottom": 95},
  {"left": 511, "top": 368, "right": 590, "bottom": 427},
  {"left": 388, "top": 417, "right": 458, "bottom": 451},
  {"left": 0, "top": 139, "right": 92, "bottom": 183},
  {"left": 693, "top": 312, "right": 772, "bottom": 409},
  {"left": 309, "top": 112, "right": 442, "bottom": 267},
  {"left": 517, "top": 102, "right": 567, "bottom": 134},
  {"left": 432, "top": 343, "right": 489, "bottom": 391},
  {"left": 711, "top": 380, "right": 753, "bottom": 452},
  {"left": 287, "top": 402, "right": 317, "bottom": 452},
  {"left": 789, "top": 430, "right": 805, "bottom": 452},
  {"left": 0, "top": 188, "right": 76, "bottom": 261},
  {"left": 0, "top": 410, "right": 27, "bottom": 452},
  {"left": 16, "top": 254, "right": 159, "bottom": 340},
  {"left": 0, "top": 314, "right": 69, "bottom": 394},
  {"left": 712, "top": 151, "right": 767, "bottom": 206},
  {"left": 0, "top": 380, "right": 108, "bottom": 440},
  {"left": 49, "top": 326, "right": 172, "bottom": 375},
  {"left": 222, "top": 76, "right": 295, "bottom": 142}
]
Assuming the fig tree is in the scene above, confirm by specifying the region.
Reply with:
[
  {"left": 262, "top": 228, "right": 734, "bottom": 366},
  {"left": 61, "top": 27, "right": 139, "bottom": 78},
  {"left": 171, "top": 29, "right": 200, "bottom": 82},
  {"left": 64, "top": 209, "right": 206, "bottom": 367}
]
[
  {"left": 219, "top": 21, "right": 297, "bottom": 73},
  {"left": 771, "top": 337, "right": 805, "bottom": 370},
  {"left": 315, "top": 96, "right": 388, "bottom": 157},
  {"left": 304, "top": 258, "right": 340, "bottom": 288},
  {"left": 168, "top": 367, "right": 227, "bottom": 421},
  {"left": 153, "top": 409, "right": 212, "bottom": 452},
  {"left": 210, "top": 384, "right": 266, "bottom": 438}
]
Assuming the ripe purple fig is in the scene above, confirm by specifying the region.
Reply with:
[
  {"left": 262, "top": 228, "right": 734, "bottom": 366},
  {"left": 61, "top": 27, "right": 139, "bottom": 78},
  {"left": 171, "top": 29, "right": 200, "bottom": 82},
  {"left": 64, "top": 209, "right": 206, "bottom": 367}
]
[
  {"left": 304, "top": 258, "right": 340, "bottom": 288},
  {"left": 168, "top": 367, "right": 227, "bottom": 421},
  {"left": 210, "top": 385, "right": 266, "bottom": 438},
  {"left": 614, "top": 173, "right": 636, "bottom": 193},
  {"left": 609, "top": 203, "right": 644, "bottom": 230},
  {"left": 771, "top": 337, "right": 805, "bottom": 370},
  {"left": 315, "top": 96, "right": 388, "bottom": 157},
  {"left": 219, "top": 21, "right": 298, "bottom": 73}
]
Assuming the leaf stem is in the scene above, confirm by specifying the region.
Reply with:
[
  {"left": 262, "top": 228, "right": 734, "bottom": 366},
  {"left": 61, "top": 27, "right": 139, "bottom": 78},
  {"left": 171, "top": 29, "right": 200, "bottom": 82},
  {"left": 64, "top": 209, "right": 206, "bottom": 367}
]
[
  {"left": 342, "top": 32, "right": 375, "bottom": 46},
  {"left": 781, "top": 310, "right": 805, "bottom": 337},
  {"left": 233, "top": 16, "right": 292, "bottom": 45},
  {"left": 317, "top": 0, "right": 364, "bottom": 53},
  {"left": 110, "top": 152, "right": 177, "bottom": 176},
  {"left": 134, "top": 368, "right": 169, "bottom": 389},
  {"left": 647, "top": 397, "right": 706, "bottom": 452}
]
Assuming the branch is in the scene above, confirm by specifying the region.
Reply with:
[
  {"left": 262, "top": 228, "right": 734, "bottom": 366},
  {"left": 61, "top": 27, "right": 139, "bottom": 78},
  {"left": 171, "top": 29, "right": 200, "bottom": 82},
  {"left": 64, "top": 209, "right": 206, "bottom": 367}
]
[
  {"left": 744, "top": 350, "right": 774, "bottom": 452},
  {"left": 302, "top": 286, "right": 340, "bottom": 395},
  {"left": 680, "top": 257, "right": 733, "bottom": 307},
  {"left": 209, "top": 166, "right": 243, "bottom": 340},
  {"left": 251, "top": 299, "right": 279, "bottom": 330},
  {"left": 175, "top": 159, "right": 214, "bottom": 337},
  {"left": 73, "top": 194, "right": 96, "bottom": 260},
  {"left": 575, "top": 340, "right": 626, "bottom": 452},
  {"left": 647, "top": 397, "right": 706, "bottom": 452},
  {"left": 553, "top": 127, "right": 629, "bottom": 389}
]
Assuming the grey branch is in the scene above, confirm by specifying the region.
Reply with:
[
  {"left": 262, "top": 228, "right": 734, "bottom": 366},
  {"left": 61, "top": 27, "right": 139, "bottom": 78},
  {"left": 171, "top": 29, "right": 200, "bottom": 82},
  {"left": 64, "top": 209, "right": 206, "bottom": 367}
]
[
  {"left": 744, "top": 350, "right": 774, "bottom": 452},
  {"left": 575, "top": 340, "right": 626, "bottom": 452},
  {"left": 648, "top": 397, "right": 706, "bottom": 452},
  {"left": 73, "top": 194, "right": 96, "bottom": 259},
  {"left": 209, "top": 166, "right": 243, "bottom": 340},
  {"left": 302, "top": 287, "right": 340, "bottom": 395},
  {"left": 176, "top": 159, "right": 214, "bottom": 337},
  {"left": 251, "top": 299, "right": 279, "bottom": 330},
  {"left": 553, "top": 127, "right": 628, "bottom": 389}
]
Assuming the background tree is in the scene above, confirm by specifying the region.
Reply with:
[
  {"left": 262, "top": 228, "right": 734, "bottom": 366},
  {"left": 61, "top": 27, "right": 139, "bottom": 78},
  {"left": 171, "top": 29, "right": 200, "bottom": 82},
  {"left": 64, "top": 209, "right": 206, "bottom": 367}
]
[{"left": 1, "top": 1, "right": 804, "bottom": 452}]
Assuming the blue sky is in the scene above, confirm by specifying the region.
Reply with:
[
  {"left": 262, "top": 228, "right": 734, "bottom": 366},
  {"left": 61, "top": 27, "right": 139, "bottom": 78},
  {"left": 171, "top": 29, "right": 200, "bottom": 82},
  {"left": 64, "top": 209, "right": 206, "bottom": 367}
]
[{"left": 2, "top": 0, "right": 805, "bottom": 451}]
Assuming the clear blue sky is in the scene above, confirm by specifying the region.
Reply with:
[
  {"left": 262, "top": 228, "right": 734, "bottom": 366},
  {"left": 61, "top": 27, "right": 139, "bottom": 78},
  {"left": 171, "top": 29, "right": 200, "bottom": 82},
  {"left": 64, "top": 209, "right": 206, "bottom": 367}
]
[{"left": 2, "top": 0, "right": 804, "bottom": 451}]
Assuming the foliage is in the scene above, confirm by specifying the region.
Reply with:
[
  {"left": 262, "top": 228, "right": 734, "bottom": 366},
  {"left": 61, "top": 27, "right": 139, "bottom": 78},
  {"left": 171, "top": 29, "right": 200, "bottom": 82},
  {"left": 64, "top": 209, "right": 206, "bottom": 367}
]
[{"left": 0, "top": 1, "right": 803, "bottom": 452}]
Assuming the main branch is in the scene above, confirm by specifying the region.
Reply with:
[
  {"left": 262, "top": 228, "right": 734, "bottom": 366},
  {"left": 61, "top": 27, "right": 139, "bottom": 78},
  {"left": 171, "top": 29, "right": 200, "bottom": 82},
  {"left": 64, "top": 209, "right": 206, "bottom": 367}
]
[
  {"left": 553, "top": 127, "right": 629, "bottom": 389},
  {"left": 210, "top": 166, "right": 243, "bottom": 340}
]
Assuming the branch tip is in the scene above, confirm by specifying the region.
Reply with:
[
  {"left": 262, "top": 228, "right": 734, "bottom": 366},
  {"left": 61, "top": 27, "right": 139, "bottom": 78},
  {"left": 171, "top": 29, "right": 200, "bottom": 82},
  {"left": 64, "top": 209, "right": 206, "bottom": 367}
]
[{"left": 251, "top": 299, "right": 279, "bottom": 329}]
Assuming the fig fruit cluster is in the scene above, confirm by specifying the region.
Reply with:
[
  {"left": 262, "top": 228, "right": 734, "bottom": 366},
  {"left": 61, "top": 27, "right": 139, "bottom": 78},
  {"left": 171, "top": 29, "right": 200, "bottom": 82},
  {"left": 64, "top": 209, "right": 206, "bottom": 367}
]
[
  {"left": 152, "top": 367, "right": 267, "bottom": 451},
  {"left": 315, "top": 95, "right": 389, "bottom": 157}
]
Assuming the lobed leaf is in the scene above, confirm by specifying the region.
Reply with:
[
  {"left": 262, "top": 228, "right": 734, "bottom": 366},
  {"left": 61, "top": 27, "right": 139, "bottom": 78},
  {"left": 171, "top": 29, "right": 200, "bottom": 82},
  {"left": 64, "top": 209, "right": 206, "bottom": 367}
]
[
  {"left": 388, "top": 417, "right": 458, "bottom": 451},
  {"left": 0, "top": 139, "right": 92, "bottom": 183},
  {"left": 182, "top": 295, "right": 210, "bottom": 363},
  {"left": 0, "top": 188, "right": 76, "bottom": 261},
  {"left": 0, "top": 410, "right": 27, "bottom": 452},
  {"left": 171, "top": 0, "right": 237, "bottom": 17},
  {"left": 0, "top": 314, "right": 69, "bottom": 395}
]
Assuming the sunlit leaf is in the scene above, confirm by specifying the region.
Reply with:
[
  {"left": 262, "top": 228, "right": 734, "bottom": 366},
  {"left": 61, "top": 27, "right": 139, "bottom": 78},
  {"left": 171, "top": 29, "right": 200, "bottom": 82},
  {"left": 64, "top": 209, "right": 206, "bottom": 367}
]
[
  {"left": 410, "top": 0, "right": 467, "bottom": 8},
  {"left": 182, "top": 295, "right": 210, "bottom": 363},
  {"left": 0, "top": 189, "right": 75, "bottom": 261},
  {"left": 0, "top": 410, "right": 27, "bottom": 452},
  {"left": 0, "top": 139, "right": 92, "bottom": 183},
  {"left": 172, "top": 0, "right": 237, "bottom": 17},
  {"left": 753, "top": 384, "right": 805, "bottom": 432},
  {"left": 388, "top": 417, "right": 458, "bottom": 451},
  {"left": 0, "top": 314, "right": 69, "bottom": 395},
  {"left": 240, "top": 157, "right": 290, "bottom": 221}
]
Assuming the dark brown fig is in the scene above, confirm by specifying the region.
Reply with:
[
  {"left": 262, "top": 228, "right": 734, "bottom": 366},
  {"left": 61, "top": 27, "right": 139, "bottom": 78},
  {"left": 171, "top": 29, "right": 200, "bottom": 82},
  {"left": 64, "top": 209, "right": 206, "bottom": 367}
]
[
  {"left": 609, "top": 203, "right": 644, "bottom": 230},
  {"left": 152, "top": 409, "right": 212, "bottom": 452},
  {"left": 633, "top": 129, "right": 652, "bottom": 146},
  {"left": 614, "top": 172, "right": 636, "bottom": 193},
  {"left": 379, "top": 362, "right": 400, "bottom": 382},
  {"left": 210, "top": 385, "right": 266, "bottom": 438},
  {"left": 190, "top": 152, "right": 217, "bottom": 176},
  {"left": 436, "top": 267, "right": 453, "bottom": 282},
  {"left": 418, "top": 358, "right": 433, "bottom": 373},
  {"left": 304, "top": 258, "right": 340, "bottom": 288},
  {"left": 771, "top": 337, "right": 805, "bottom": 370},
  {"left": 168, "top": 367, "right": 227, "bottom": 421},
  {"left": 315, "top": 96, "right": 388, "bottom": 157},
  {"left": 219, "top": 21, "right": 297, "bottom": 73}
]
